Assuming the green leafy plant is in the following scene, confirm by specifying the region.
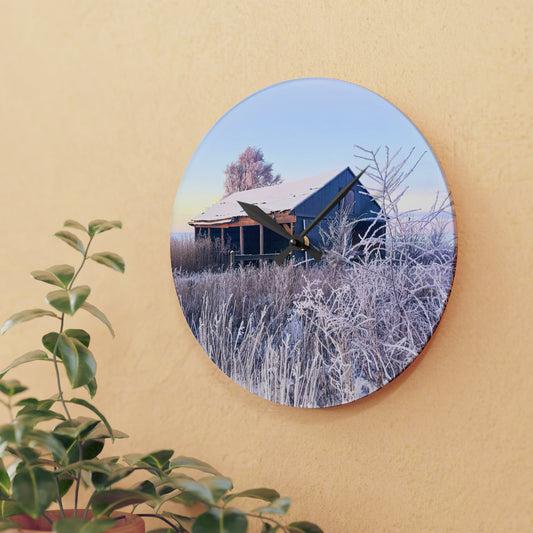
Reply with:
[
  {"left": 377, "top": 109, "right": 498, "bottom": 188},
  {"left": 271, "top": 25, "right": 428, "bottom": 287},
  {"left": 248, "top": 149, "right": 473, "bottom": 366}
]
[{"left": 0, "top": 219, "right": 322, "bottom": 533}]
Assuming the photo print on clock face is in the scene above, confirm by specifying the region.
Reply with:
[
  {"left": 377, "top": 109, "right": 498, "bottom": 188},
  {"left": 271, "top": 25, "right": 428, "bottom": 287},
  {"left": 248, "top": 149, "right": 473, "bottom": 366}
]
[{"left": 171, "top": 78, "right": 456, "bottom": 408}]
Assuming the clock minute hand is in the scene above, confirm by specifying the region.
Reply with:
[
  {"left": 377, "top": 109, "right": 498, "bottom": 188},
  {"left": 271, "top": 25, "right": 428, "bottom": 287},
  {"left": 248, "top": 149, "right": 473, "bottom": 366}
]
[
  {"left": 300, "top": 166, "right": 368, "bottom": 238},
  {"left": 273, "top": 167, "right": 368, "bottom": 265}
]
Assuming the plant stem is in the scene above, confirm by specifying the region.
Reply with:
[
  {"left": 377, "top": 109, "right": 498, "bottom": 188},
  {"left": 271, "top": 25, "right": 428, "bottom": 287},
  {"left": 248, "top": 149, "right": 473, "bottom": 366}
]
[
  {"left": 51, "top": 235, "right": 96, "bottom": 423},
  {"left": 51, "top": 314, "right": 73, "bottom": 425},
  {"left": 244, "top": 512, "right": 290, "bottom": 532},
  {"left": 52, "top": 234, "right": 96, "bottom": 514},
  {"left": 74, "top": 442, "right": 83, "bottom": 515},
  {"left": 82, "top": 492, "right": 95, "bottom": 521},
  {"left": 74, "top": 469, "right": 80, "bottom": 514},
  {"left": 134, "top": 514, "right": 184, "bottom": 532},
  {"left": 69, "top": 235, "right": 94, "bottom": 290},
  {"left": 0, "top": 398, "right": 13, "bottom": 422},
  {"left": 54, "top": 473, "right": 66, "bottom": 518}
]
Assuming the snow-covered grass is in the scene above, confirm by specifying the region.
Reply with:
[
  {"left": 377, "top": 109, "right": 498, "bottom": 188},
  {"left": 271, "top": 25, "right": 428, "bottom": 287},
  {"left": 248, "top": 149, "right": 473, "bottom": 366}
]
[
  {"left": 171, "top": 233, "right": 231, "bottom": 273},
  {"left": 174, "top": 237, "right": 454, "bottom": 407},
  {"left": 172, "top": 147, "right": 456, "bottom": 407}
]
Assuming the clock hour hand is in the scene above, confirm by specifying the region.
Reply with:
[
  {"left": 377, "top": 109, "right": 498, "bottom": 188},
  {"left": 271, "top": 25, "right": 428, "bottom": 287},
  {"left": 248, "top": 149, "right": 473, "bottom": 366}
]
[
  {"left": 274, "top": 245, "right": 293, "bottom": 266},
  {"left": 238, "top": 201, "right": 322, "bottom": 263},
  {"left": 238, "top": 201, "right": 293, "bottom": 240}
]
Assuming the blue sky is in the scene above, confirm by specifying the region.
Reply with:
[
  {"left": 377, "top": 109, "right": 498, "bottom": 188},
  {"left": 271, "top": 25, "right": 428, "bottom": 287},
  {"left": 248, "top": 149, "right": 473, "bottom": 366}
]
[{"left": 172, "top": 78, "right": 451, "bottom": 233}]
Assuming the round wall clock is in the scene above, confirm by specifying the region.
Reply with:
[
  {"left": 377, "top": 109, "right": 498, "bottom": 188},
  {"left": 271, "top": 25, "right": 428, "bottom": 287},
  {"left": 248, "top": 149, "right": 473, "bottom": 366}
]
[{"left": 171, "top": 78, "right": 456, "bottom": 408}]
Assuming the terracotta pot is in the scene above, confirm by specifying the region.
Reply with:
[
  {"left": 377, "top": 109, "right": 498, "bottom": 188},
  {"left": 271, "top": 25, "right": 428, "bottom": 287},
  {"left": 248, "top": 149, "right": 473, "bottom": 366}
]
[{"left": 8, "top": 510, "right": 145, "bottom": 532}]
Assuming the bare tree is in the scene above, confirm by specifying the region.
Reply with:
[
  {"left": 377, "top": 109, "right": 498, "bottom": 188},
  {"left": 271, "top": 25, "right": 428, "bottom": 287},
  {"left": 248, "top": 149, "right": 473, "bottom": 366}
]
[{"left": 224, "top": 146, "right": 282, "bottom": 196}]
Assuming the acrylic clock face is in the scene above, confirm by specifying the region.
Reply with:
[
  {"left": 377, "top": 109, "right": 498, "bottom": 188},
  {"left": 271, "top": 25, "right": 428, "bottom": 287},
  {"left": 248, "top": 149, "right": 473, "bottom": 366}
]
[{"left": 171, "top": 78, "right": 456, "bottom": 408}]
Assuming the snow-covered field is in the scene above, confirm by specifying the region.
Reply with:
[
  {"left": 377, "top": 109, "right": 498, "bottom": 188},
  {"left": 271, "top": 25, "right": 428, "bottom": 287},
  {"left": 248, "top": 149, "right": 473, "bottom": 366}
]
[{"left": 173, "top": 220, "right": 455, "bottom": 407}]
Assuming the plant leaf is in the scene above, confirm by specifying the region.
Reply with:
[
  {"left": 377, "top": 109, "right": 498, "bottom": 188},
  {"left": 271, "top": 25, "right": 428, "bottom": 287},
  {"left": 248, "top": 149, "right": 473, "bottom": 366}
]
[
  {"left": 42, "top": 329, "right": 90, "bottom": 356},
  {"left": 63, "top": 219, "right": 89, "bottom": 234},
  {"left": 153, "top": 472, "right": 193, "bottom": 498},
  {"left": 91, "top": 489, "right": 154, "bottom": 518},
  {"left": 1, "top": 309, "right": 59, "bottom": 335},
  {"left": 86, "top": 424, "right": 128, "bottom": 441},
  {"left": 80, "top": 302, "right": 115, "bottom": 337},
  {"left": 89, "top": 252, "right": 125, "bottom": 274},
  {"left": 17, "top": 447, "right": 40, "bottom": 465},
  {"left": 68, "top": 398, "right": 115, "bottom": 442},
  {"left": 0, "top": 461, "right": 10, "bottom": 499},
  {"left": 83, "top": 519, "right": 120, "bottom": 533},
  {"left": 80, "top": 440, "right": 105, "bottom": 461},
  {"left": 0, "top": 500, "right": 23, "bottom": 519},
  {"left": 134, "top": 480, "right": 158, "bottom": 499},
  {"left": 53, "top": 517, "right": 116, "bottom": 533},
  {"left": 55, "top": 230, "right": 86, "bottom": 254},
  {"left": 42, "top": 332, "right": 60, "bottom": 354},
  {"left": 170, "top": 456, "right": 221, "bottom": 476},
  {"left": 54, "top": 457, "right": 120, "bottom": 476},
  {"left": 57, "top": 335, "right": 96, "bottom": 388},
  {"left": 54, "top": 434, "right": 105, "bottom": 465},
  {"left": 65, "top": 329, "right": 91, "bottom": 347},
  {"left": 12, "top": 465, "right": 56, "bottom": 518},
  {"left": 200, "top": 475, "right": 233, "bottom": 503},
  {"left": 46, "top": 286, "right": 91, "bottom": 316},
  {"left": 0, "top": 420, "right": 32, "bottom": 444},
  {"left": 28, "top": 430, "right": 68, "bottom": 463},
  {"left": 223, "top": 487, "right": 280, "bottom": 504},
  {"left": 288, "top": 522, "right": 324, "bottom": 533},
  {"left": 30, "top": 265, "right": 75, "bottom": 289},
  {"left": 16, "top": 408, "right": 66, "bottom": 426},
  {"left": 0, "top": 379, "right": 28, "bottom": 397},
  {"left": 192, "top": 508, "right": 247, "bottom": 533},
  {"left": 54, "top": 417, "right": 101, "bottom": 440},
  {"left": 0, "top": 350, "right": 51, "bottom": 379},
  {"left": 88, "top": 220, "right": 122, "bottom": 236},
  {"left": 15, "top": 397, "right": 58, "bottom": 412},
  {"left": 124, "top": 450, "right": 174, "bottom": 471},
  {"left": 46, "top": 289, "right": 71, "bottom": 314},
  {"left": 253, "top": 498, "right": 291, "bottom": 515},
  {"left": 169, "top": 478, "right": 214, "bottom": 505},
  {"left": 85, "top": 377, "right": 98, "bottom": 398},
  {"left": 91, "top": 464, "right": 134, "bottom": 490}
]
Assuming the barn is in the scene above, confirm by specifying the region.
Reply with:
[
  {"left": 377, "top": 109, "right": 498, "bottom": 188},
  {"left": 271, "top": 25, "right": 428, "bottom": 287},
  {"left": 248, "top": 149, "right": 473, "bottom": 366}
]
[{"left": 189, "top": 167, "right": 385, "bottom": 261}]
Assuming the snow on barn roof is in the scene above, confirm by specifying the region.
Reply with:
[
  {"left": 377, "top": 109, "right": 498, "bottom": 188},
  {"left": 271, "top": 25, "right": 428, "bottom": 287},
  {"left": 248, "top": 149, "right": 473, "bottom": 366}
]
[{"left": 190, "top": 167, "right": 348, "bottom": 225}]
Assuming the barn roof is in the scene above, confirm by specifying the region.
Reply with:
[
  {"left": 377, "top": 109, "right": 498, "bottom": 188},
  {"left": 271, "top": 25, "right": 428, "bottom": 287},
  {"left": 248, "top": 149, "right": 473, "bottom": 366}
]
[{"left": 190, "top": 167, "right": 349, "bottom": 225}]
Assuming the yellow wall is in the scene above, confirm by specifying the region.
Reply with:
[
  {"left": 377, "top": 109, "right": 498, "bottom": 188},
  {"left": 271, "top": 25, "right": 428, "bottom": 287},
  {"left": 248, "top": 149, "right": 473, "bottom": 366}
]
[{"left": 1, "top": 2, "right": 531, "bottom": 531}]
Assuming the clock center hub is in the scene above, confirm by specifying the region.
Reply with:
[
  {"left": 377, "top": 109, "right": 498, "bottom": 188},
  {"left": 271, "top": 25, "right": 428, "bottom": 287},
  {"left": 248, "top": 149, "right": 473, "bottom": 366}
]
[{"left": 289, "top": 236, "right": 309, "bottom": 249}]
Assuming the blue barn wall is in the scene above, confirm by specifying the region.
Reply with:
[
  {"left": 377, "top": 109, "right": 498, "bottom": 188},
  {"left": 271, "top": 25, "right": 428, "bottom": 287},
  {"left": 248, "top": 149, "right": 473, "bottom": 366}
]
[{"left": 293, "top": 167, "right": 383, "bottom": 247}]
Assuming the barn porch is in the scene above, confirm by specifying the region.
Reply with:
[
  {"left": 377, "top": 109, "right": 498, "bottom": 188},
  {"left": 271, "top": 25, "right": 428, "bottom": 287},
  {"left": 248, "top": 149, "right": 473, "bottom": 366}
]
[{"left": 194, "top": 209, "right": 296, "bottom": 256}]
